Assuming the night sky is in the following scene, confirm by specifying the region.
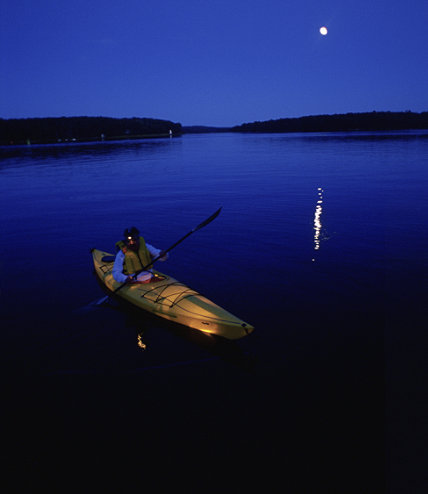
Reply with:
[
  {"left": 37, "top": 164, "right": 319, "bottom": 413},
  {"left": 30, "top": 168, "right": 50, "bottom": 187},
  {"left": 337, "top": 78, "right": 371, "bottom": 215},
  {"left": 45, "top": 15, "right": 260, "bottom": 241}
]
[{"left": 1, "top": 0, "right": 427, "bottom": 126}]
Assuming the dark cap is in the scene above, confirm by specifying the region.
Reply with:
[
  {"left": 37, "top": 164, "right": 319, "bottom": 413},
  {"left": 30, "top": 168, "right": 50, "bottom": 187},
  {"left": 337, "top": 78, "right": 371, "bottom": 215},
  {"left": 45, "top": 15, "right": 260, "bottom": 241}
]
[{"left": 124, "top": 226, "right": 140, "bottom": 240}]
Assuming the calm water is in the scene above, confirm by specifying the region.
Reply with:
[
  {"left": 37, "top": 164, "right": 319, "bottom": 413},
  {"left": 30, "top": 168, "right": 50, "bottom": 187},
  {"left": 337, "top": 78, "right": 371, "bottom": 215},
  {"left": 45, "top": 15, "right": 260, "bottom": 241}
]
[{"left": 1, "top": 131, "right": 427, "bottom": 492}]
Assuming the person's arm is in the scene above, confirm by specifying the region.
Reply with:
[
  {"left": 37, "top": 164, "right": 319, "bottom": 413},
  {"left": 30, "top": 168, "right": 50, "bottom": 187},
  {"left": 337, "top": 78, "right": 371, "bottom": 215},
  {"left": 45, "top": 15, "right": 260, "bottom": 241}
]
[
  {"left": 112, "top": 250, "right": 129, "bottom": 282},
  {"left": 146, "top": 243, "right": 169, "bottom": 262}
]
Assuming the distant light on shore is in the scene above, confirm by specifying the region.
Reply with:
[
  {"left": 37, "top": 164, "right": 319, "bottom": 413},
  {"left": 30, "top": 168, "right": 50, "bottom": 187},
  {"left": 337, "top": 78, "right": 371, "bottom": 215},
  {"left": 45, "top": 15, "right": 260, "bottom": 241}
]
[{"left": 320, "top": 26, "right": 328, "bottom": 36}]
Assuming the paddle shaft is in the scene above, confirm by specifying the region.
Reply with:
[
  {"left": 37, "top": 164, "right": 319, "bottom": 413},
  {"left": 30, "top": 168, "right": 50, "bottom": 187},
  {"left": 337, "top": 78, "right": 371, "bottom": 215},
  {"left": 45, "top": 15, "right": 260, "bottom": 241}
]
[{"left": 113, "top": 207, "right": 222, "bottom": 294}]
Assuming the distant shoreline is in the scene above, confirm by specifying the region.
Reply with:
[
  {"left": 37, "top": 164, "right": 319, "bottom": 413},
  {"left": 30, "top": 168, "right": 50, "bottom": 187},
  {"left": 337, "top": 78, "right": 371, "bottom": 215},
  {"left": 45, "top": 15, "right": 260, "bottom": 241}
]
[
  {"left": 231, "top": 111, "right": 428, "bottom": 134},
  {"left": 0, "top": 116, "right": 182, "bottom": 146},
  {"left": 1, "top": 111, "right": 428, "bottom": 145}
]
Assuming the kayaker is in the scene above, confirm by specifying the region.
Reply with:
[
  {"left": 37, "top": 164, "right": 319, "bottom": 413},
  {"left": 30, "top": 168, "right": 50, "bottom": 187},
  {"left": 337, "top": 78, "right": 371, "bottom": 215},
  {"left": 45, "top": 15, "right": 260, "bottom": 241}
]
[{"left": 112, "top": 226, "right": 168, "bottom": 284}]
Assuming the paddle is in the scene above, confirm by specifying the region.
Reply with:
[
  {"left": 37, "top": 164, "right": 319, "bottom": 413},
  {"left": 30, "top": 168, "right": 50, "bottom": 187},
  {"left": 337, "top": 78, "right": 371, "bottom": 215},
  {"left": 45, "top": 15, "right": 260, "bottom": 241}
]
[{"left": 103, "top": 207, "right": 222, "bottom": 300}]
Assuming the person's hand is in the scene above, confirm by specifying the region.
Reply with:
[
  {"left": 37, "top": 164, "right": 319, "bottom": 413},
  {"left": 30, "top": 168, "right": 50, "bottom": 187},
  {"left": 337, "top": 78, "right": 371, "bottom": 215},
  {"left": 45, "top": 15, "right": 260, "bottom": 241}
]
[{"left": 159, "top": 250, "right": 168, "bottom": 260}]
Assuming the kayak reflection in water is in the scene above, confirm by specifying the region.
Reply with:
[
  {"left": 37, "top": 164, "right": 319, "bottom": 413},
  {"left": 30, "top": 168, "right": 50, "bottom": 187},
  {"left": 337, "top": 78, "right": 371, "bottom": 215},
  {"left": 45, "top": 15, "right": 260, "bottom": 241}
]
[
  {"left": 112, "top": 226, "right": 169, "bottom": 284},
  {"left": 137, "top": 331, "right": 147, "bottom": 350}
]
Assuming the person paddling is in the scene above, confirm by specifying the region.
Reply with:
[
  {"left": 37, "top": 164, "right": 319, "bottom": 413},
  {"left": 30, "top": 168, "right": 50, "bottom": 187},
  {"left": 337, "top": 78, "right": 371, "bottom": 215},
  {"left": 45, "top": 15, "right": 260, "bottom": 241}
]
[{"left": 112, "top": 227, "right": 168, "bottom": 284}]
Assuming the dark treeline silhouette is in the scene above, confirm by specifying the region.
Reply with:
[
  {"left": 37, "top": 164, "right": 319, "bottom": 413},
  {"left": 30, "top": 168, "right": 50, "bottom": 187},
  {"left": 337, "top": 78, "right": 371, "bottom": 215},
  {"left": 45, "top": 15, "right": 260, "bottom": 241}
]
[
  {"left": 3, "top": 112, "right": 428, "bottom": 144},
  {"left": 0, "top": 116, "right": 182, "bottom": 145},
  {"left": 232, "top": 111, "right": 428, "bottom": 133}
]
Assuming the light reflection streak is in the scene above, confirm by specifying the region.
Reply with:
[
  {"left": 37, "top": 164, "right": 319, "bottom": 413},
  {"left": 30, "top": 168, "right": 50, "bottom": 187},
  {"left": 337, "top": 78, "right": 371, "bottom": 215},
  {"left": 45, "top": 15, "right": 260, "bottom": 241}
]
[
  {"left": 137, "top": 332, "right": 147, "bottom": 350},
  {"left": 312, "top": 187, "right": 324, "bottom": 261}
]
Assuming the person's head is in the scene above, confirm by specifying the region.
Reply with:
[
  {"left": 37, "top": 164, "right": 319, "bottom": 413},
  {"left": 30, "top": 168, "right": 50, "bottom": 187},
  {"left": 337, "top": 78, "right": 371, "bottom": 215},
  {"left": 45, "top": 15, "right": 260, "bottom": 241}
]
[{"left": 124, "top": 226, "right": 140, "bottom": 251}]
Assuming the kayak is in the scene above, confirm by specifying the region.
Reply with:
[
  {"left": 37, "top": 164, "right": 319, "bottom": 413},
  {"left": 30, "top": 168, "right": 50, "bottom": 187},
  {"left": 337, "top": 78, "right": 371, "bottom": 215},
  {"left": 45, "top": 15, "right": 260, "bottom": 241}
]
[{"left": 91, "top": 249, "right": 254, "bottom": 340}]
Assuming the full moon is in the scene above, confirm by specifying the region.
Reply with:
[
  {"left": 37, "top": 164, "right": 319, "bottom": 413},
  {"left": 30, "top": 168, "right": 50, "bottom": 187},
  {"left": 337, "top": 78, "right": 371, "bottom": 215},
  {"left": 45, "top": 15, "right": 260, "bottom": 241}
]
[{"left": 320, "top": 26, "right": 328, "bottom": 35}]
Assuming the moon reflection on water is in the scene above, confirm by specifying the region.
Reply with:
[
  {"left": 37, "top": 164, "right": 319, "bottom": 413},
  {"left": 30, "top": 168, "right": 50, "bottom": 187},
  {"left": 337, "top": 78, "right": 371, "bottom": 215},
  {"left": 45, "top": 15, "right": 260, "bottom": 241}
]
[{"left": 312, "top": 187, "right": 324, "bottom": 261}]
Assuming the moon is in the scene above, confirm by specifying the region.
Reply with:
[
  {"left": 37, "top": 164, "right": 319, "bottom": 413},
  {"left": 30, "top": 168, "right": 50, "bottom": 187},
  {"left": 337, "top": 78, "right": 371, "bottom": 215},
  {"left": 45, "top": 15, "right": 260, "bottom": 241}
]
[{"left": 320, "top": 26, "right": 328, "bottom": 36}]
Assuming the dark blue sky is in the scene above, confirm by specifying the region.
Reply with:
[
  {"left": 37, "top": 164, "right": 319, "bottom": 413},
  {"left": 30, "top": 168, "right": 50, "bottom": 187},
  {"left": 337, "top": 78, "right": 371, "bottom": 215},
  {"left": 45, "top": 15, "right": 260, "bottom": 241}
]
[{"left": 1, "top": 0, "right": 427, "bottom": 126}]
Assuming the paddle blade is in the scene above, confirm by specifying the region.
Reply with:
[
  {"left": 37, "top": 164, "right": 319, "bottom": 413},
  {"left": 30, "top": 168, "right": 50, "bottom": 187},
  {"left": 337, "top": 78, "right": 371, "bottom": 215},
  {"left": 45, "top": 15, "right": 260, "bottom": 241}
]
[
  {"left": 72, "top": 295, "right": 111, "bottom": 314},
  {"left": 193, "top": 207, "right": 222, "bottom": 232}
]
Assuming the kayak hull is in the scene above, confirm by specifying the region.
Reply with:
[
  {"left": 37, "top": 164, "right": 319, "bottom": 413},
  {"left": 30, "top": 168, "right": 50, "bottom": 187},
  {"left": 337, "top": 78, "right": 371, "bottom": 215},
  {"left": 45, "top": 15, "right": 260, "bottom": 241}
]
[{"left": 91, "top": 249, "right": 254, "bottom": 340}]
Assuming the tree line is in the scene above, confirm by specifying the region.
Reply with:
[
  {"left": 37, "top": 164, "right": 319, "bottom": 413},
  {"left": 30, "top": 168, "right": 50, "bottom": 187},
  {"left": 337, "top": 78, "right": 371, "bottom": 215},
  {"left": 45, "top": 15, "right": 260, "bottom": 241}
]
[
  {"left": 2, "top": 112, "right": 428, "bottom": 144},
  {"left": 232, "top": 111, "right": 428, "bottom": 133},
  {"left": 0, "top": 116, "right": 182, "bottom": 145}
]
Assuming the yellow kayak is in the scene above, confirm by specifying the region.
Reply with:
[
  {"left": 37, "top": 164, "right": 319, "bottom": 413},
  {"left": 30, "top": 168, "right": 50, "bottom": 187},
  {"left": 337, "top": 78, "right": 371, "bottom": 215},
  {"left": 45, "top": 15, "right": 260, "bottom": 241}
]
[{"left": 91, "top": 249, "right": 254, "bottom": 340}]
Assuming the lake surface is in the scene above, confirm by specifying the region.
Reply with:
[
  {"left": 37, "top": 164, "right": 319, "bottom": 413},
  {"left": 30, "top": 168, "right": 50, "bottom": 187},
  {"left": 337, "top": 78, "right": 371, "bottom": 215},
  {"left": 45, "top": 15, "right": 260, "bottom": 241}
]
[{"left": 1, "top": 131, "right": 427, "bottom": 492}]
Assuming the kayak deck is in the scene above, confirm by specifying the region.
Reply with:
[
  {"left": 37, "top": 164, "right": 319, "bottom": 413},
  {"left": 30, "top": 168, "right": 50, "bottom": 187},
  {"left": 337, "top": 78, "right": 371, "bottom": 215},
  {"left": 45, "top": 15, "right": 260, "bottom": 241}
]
[{"left": 91, "top": 249, "right": 254, "bottom": 340}]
